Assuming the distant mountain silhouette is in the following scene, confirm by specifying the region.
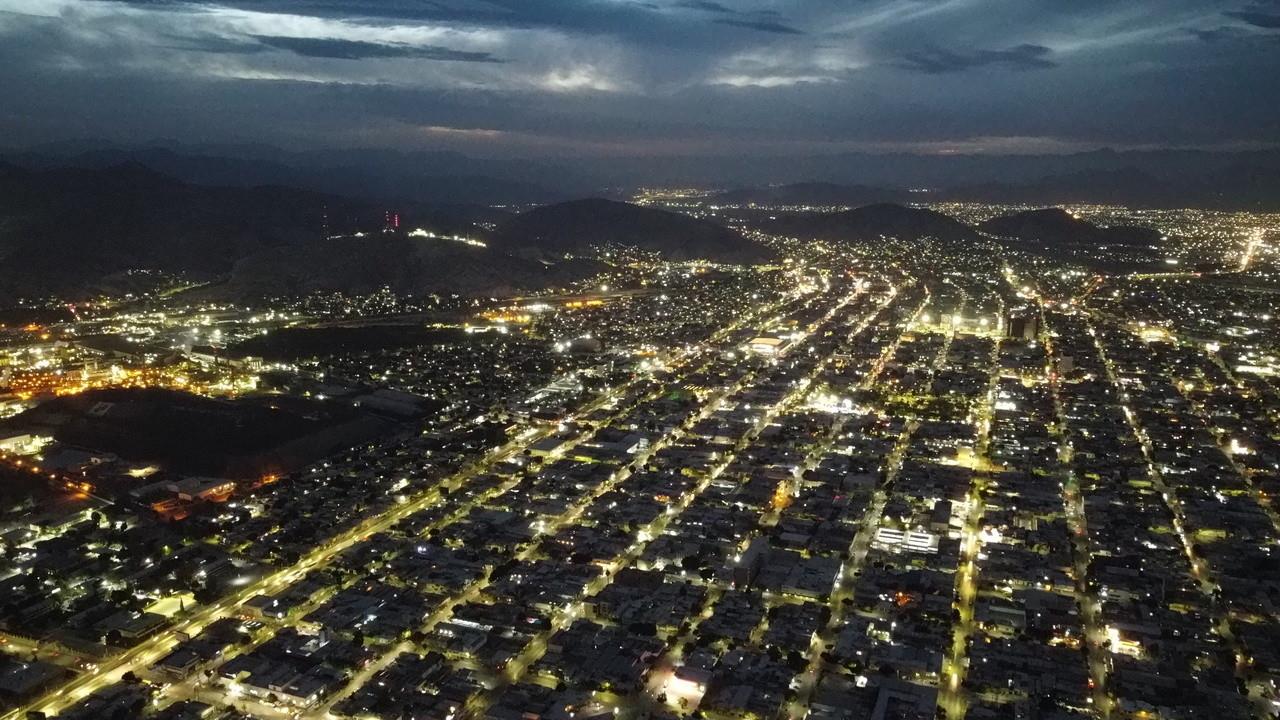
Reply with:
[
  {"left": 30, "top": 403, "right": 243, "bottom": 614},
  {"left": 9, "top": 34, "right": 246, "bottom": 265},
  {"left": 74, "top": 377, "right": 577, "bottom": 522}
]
[
  {"left": 764, "top": 203, "right": 980, "bottom": 244},
  {"left": 489, "top": 198, "right": 770, "bottom": 262},
  {"left": 950, "top": 165, "right": 1280, "bottom": 211},
  {"left": 13, "top": 141, "right": 1280, "bottom": 210},
  {"left": 710, "top": 167, "right": 1280, "bottom": 212},
  {"left": 952, "top": 168, "right": 1170, "bottom": 207},
  {"left": 712, "top": 182, "right": 909, "bottom": 207},
  {"left": 981, "top": 208, "right": 1162, "bottom": 247},
  {"left": 6, "top": 145, "right": 564, "bottom": 205}
]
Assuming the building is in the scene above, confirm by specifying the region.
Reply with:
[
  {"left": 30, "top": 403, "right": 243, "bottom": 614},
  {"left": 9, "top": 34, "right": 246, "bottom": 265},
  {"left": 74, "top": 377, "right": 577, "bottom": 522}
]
[
  {"left": 732, "top": 537, "right": 769, "bottom": 588},
  {"left": 747, "top": 336, "right": 786, "bottom": 356},
  {"left": 168, "top": 477, "right": 236, "bottom": 502},
  {"left": 871, "top": 527, "right": 940, "bottom": 555},
  {"left": 1004, "top": 312, "right": 1039, "bottom": 341}
]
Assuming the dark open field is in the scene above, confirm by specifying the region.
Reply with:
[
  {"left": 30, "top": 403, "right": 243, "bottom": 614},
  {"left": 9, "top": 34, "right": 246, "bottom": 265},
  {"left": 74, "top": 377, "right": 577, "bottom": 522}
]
[
  {"left": 1, "top": 388, "right": 399, "bottom": 478},
  {"left": 227, "top": 325, "right": 473, "bottom": 361}
]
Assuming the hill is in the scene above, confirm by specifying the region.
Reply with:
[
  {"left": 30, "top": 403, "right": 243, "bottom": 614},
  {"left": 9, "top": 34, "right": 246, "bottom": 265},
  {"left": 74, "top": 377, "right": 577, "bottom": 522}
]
[
  {"left": 220, "top": 235, "right": 603, "bottom": 298},
  {"left": 489, "top": 198, "right": 769, "bottom": 262},
  {"left": 0, "top": 161, "right": 562, "bottom": 300},
  {"left": 0, "top": 161, "right": 337, "bottom": 297},
  {"left": 980, "top": 208, "right": 1162, "bottom": 248},
  {"left": 763, "top": 203, "right": 979, "bottom": 244}
]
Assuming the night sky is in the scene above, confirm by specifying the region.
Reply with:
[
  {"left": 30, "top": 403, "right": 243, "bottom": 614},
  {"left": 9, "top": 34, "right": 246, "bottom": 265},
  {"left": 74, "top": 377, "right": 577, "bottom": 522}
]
[{"left": 2, "top": 0, "right": 1278, "bottom": 157}]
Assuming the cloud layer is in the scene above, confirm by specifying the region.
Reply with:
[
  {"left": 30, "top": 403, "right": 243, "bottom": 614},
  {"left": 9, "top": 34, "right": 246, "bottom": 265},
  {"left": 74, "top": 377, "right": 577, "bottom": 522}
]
[{"left": 0, "top": 0, "right": 1277, "bottom": 156}]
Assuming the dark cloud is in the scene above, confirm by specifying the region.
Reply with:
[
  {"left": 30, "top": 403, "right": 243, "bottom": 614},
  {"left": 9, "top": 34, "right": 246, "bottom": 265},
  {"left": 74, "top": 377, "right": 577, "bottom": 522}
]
[
  {"left": 91, "top": 0, "right": 807, "bottom": 47},
  {"left": 160, "top": 33, "right": 268, "bottom": 54},
  {"left": 896, "top": 44, "right": 1056, "bottom": 74},
  {"left": 251, "top": 35, "right": 503, "bottom": 62},
  {"left": 92, "top": 0, "right": 695, "bottom": 44},
  {"left": 1225, "top": 10, "right": 1280, "bottom": 28},
  {"left": 713, "top": 18, "right": 803, "bottom": 35},
  {"left": 674, "top": 1, "right": 734, "bottom": 13},
  {"left": 676, "top": 0, "right": 803, "bottom": 35},
  {"left": 1189, "top": 25, "right": 1251, "bottom": 42}
]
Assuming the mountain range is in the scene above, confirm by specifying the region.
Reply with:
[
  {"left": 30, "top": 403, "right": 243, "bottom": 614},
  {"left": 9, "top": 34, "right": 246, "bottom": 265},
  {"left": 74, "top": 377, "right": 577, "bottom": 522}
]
[
  {"left": 0, "top": 161, "right": 511, "bottom": 299},
  {"left": 0, "top": 163, "right": 766, "bottom": 300},
  {"left": 713, "top": 164, "right": 1280, "bottom": 212},
  {"left": 6, "top": 143, "right": 562, "bottom": 206},
  {"left": 0, "top": 155, "right": 1205, "bottom": 302},
  {"left": 8, "top": 141, "right": 1280, "bottom": 210}
]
